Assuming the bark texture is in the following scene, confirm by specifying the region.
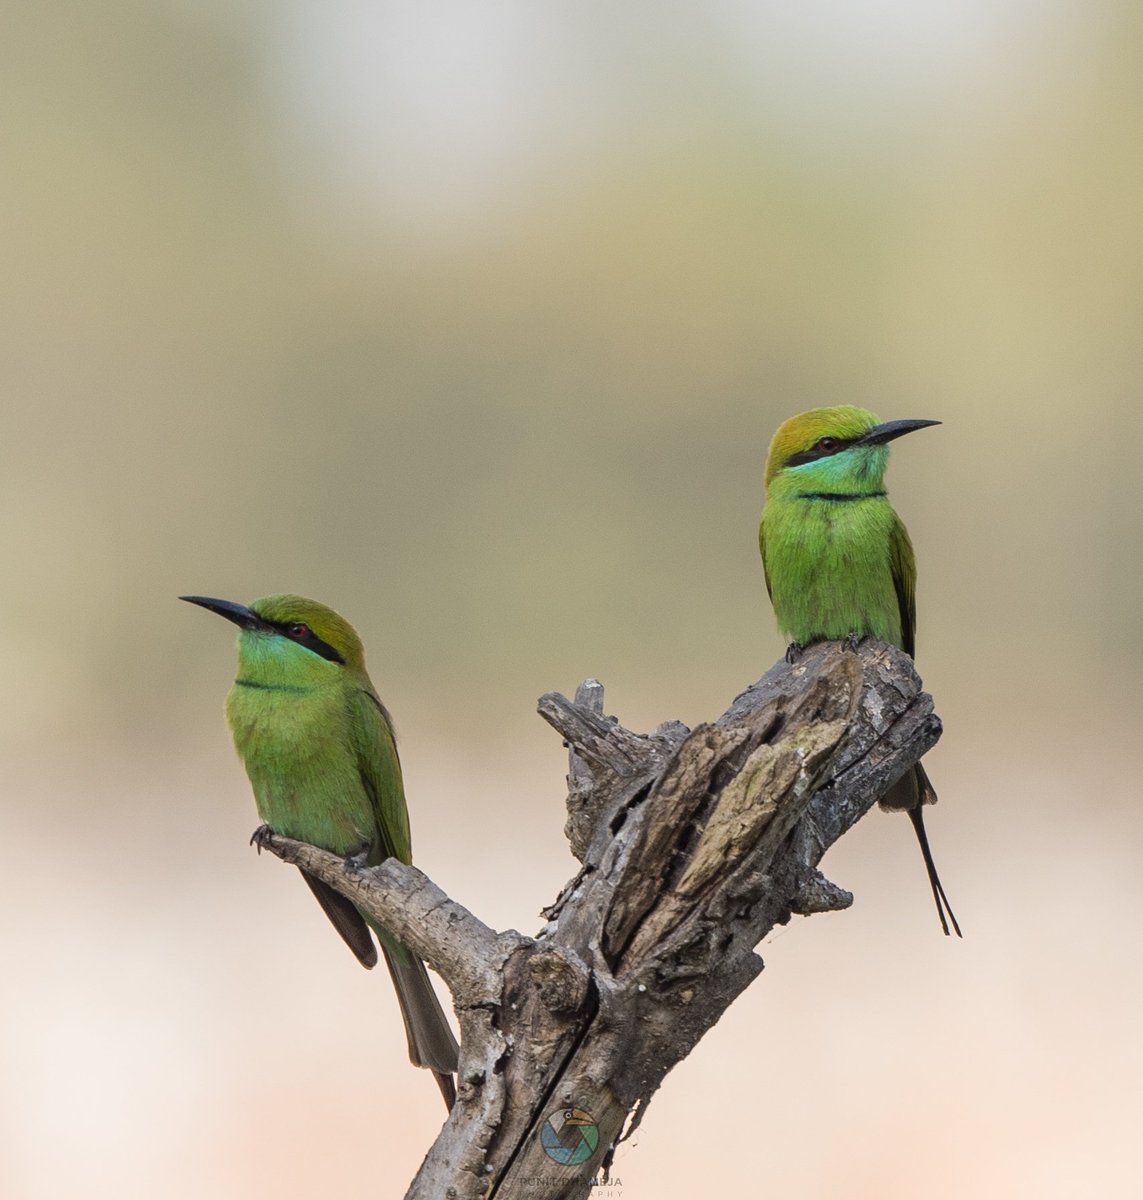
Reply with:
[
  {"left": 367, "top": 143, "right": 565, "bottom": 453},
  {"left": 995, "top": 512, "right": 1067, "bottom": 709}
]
[{"left": 257, "top": 639, "right": 941, "bottom": 1199}]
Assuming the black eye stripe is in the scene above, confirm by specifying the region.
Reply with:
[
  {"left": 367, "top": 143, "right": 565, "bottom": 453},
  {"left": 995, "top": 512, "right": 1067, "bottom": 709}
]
[
  {"left": 269, "top": 621, "right": 344, "bottom": 664},
  {"left": 785, "top": 436, "right": 857, "bottom": 468}
]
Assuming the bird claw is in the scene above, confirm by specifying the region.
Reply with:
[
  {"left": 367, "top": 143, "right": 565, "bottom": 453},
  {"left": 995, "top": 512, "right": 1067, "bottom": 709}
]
[
  {"left": 844, "top": 632, "right": 864, "bottom": 652},
  {"left": 784, "top": 641, "right": 804, "bottom": 664},
  {"left": 343, "top": 843, "right": 371, "bottom": 872},
  {"left": 250, "top": 824, "right": 275, "bottom": 853}
]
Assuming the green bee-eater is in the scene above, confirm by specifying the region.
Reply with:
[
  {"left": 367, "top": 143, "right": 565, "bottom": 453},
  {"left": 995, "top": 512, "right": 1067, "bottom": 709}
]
[
  {"left": 181, "top": 593, "right": 460, "bottom": 1105},
  {"left": 758, "top": 406, "right": 961, "bottom": 937}
]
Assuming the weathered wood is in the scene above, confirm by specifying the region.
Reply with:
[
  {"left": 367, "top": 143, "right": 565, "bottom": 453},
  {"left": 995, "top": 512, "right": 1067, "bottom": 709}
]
[{"left": 256, "top": 639, "right": 941, "bottom": 1199}]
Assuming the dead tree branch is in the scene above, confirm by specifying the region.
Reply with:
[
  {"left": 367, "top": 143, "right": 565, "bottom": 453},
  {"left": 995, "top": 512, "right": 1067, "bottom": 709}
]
[{"left": 256, "top": 640, "right": 941, "bottom": 1199}]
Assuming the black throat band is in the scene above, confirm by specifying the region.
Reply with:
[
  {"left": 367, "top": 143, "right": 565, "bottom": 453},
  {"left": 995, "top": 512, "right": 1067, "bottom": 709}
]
[{"left": 796, "top": 490, "right": 887, "bottom": 502}]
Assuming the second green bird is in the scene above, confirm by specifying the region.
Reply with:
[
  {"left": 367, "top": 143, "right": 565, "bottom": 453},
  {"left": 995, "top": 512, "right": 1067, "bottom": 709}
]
[
  {"left": 182, "top": 593, "right": 460, "bottom": 1105},
  {"left": 758, "top": 406, "right": 961, "bottom": 937}
]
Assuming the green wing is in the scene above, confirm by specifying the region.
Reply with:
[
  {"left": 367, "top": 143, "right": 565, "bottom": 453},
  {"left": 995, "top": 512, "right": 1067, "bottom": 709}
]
[
  {"left": 352, "top": 687, "right": 413, "bottom": 866},
  {"left": 759, "top": 519, "right": 773, "bottom": 602},
  {"left": 888, "top": 516, "right": 917, "bottom": 658}
]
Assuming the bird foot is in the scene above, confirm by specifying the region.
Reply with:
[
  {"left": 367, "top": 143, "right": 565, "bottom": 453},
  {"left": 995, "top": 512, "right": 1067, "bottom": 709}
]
[
  {"left": 250, "top": 824, "right": 275, "bottom": 853},
  {"left": 844, "top": 631, "right": 865, "bottom": 652},
  {"left": 343, "top": 843, "right": 372, "bottom": 872},
  {"left": 784, "top": 641, "right": 804, "bottom": 664}
]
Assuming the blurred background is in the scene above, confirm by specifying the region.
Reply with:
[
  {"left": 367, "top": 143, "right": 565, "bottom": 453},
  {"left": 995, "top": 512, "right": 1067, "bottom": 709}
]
[{"left": 2, "top": 2, "right": 1141, "bottom": 1196}]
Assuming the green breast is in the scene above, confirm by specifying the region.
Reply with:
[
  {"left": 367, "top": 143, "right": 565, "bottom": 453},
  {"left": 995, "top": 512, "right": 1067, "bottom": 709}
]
[
  {"left": 762, "top": 495, "right": 904, "bottom": 648},
  {"left": 225, "top": 681, "right": 377, "bottom": 856}
]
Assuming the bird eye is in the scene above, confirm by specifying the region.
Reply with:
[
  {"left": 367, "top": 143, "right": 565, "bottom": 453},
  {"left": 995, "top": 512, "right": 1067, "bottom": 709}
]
[
  {"left": 286, "top": 622, "right": 309, "bottom": 639},
  {"left": 816, "top": 437, "right": 837, "bottom": 452}
]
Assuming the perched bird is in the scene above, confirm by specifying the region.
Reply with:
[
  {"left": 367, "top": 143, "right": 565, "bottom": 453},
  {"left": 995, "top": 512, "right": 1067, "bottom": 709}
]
[
  {"left": 758, "top": 406, "right": 961, "bottom": 937},
  {"left": 181, "top": 593, "right": 460, "bottom": 1105}
]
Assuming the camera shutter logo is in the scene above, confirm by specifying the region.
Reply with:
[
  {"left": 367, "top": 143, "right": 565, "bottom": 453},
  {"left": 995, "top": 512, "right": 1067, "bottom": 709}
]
[{"left": 540, "top": 1108, "right": 599, "bottom": 1165}]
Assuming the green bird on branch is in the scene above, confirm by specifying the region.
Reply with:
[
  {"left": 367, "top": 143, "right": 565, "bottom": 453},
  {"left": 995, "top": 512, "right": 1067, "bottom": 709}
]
[
  {"left": 181, "top": 593, "right": 460, "bottom": 1107},
  {"left": 759, "top": 406, "right": 961, "bottom": 937}
]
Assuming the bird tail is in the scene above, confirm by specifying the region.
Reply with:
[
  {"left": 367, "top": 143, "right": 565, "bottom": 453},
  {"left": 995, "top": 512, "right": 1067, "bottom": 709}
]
[
  {"left": 880, "top": 762, "right": 962, "bottom": 938},
  {"left": 381, "top": 946, "right": 460, "bottom": 1109},
  {"left": 907, "top": 802, "right": 962, "bottom": 939}
]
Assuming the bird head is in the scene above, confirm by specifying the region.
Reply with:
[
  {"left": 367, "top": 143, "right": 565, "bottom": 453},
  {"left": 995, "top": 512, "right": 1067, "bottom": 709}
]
[
  {"left": 763, "top": 405, "right": 939, "bottom": 494},
  {"left": 180, "top": 593, "right": 367, "bottom": 683}
]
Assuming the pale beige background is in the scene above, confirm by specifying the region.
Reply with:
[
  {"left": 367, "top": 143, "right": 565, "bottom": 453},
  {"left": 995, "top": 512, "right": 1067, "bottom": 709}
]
[{"left": 2, "top": 4, "right": 1141, "bottom": 1198}]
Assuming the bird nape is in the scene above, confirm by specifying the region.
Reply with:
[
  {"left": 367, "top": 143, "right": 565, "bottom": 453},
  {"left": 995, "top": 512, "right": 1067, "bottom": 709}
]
[
  {"left": 181, "top": 592, "right": 460, "bottom": 1107},
  {"left": 758, "top": 406, "right": 961, "bottom": 937}
]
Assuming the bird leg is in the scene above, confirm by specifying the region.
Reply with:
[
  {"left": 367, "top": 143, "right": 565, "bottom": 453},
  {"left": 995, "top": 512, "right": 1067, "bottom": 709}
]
[
  {"left": 784, "top": 641, "right": 804, "bottom": 664},
  {"left": 342, "top": 842, "right": 373, "bottom": 873}
]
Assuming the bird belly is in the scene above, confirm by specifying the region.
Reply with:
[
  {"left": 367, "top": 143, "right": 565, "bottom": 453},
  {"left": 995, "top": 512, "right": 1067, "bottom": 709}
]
[
  {"left": 764, "top": 500, "right": 903, "bottom": 648},
  {"left": 225, "top": 685, "right": 375, "bottom": 856}
]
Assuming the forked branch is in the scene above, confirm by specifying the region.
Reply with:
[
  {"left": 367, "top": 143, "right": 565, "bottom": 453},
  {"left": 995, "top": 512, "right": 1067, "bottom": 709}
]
[{"left": 258, "top": 640, "right": 941, "bottom": 1199}]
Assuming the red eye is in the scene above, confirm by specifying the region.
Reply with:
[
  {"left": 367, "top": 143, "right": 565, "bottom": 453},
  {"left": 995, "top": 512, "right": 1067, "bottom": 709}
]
[
  {"left": 816, "top": 437, "right": 837, "bottom": 452},
  {"left": 287, "top": 623, "right": 309, "bottom": 639}
]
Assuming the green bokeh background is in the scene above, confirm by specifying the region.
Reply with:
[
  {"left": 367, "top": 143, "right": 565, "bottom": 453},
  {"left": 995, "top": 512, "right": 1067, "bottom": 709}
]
[{"left": 3, "top": 5, "right": 1141, "bottom": 1197}]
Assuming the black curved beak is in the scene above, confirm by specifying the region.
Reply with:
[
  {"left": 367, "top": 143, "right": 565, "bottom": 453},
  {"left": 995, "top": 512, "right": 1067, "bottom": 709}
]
[
  {"left": 856, "top": 418, "right": 941, "bottom": 446},
  {"left": 179, "top": 595, "right": 266, "bottom": 631}
]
